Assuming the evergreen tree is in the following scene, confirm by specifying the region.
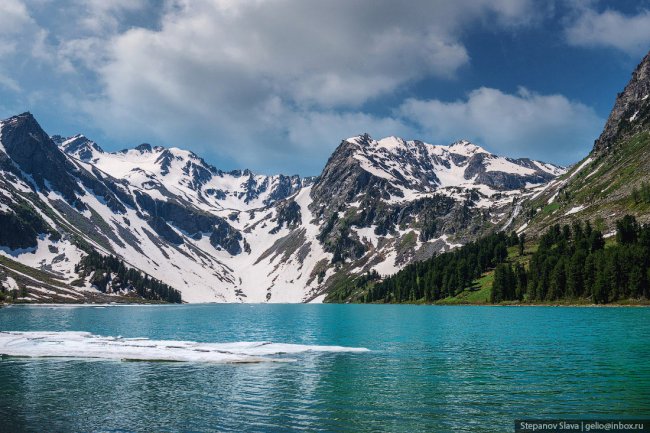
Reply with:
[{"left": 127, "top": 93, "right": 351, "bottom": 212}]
[
  {"left": 518, "top": 233, "right": 526, "bottom": 256},
  {"left": 616, "top": 215, "right": 639, "bottom": 245},
  {"left": 350, "top": 215, "right": 650, "bottom": 305},
  {"left": 77, "top": 251, "right": 182, "bottom": 303}
]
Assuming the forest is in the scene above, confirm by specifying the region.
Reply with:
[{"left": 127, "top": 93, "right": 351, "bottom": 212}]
[
  {"left": 333, "top": 215, "right": 650, "bottom": 304},
  {"left": 331, "top": 231, "right": 513, "bottom": 303},
  {"left": 492, "top": 215, "right": 650, "bottom": 303},
  {"left": 75, "top": 251, "right": 182, "bottom": 303}
]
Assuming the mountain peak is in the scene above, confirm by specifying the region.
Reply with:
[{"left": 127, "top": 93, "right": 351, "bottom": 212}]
[
  {"left": 1, "top": 112, "right": 37, "bottom": 129},
  {"left": 57, "top": 134, "right": 104, "bottom": 161},
  {"left": 448, "top": 139, "right": 488, "bottom": 156},
  {"left": 593, "top": 49, "right": 650, "bottom": 154},
  {"left": 135, "top": 143, "right": 153, "bottom": 153},
  {"left": 0, "top": 111, "right": 83, "bottom": 206}
]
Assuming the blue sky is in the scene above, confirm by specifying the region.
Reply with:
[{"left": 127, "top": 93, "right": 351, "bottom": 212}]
[{"left": 1, "top": 0, "right": 650, "bottom": 175}]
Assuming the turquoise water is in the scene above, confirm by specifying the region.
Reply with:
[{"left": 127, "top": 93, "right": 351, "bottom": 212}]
[{"left": 0, "top": 304, "right": 649, "bottom": 432}]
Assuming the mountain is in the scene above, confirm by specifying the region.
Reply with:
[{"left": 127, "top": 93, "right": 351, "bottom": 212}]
[
  {"left": 514, "top": 50, "right": 650, "bottom": 237},
  {"left": 0, "top": 112, "right": 563, "bottom": 303},
  {"left": 333, "top": 49, "right": 650, "bottom": 306}
]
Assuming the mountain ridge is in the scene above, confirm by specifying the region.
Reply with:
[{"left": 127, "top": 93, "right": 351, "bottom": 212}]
[{"left": 0, "top": 111, "right": 564, "bottom": 303}]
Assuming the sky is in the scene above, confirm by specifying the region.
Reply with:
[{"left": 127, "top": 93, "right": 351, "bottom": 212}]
[{"left": 1, "top": 0, "right": 650, "bottom": 175}]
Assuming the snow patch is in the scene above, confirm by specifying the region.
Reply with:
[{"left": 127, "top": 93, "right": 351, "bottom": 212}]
[
  {"left": 439, "top": 234, "right": 463, "bottom": 249},
  {"left": 2, "top": 276, "right": 19, "bottom": 291},
  {"left": 565, "top": 205, "right": 585, "bottom": 216},
  {"left": 485, "top": 157, "right": 535, "bottom": 175},
  {"left": 585, "top": 163, "right": 603, "bottom": 179},
  {"left": 372, "top": 250, "right": 400, "bottom": 276},
  {"left": 446, "top": 140, "right": 489, "bottom": 156},
  {"left": 568, "top": 157, "right": 593, "bottom": 180},
  {"left": 309, "top": 294, "right": 327, "bottom": 303}
]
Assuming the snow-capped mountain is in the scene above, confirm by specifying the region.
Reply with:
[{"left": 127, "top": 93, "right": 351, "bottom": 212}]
[
  {"left": 328, "top": 134, "right": 561, "bottom": 200},
  {"left": 53, "top": 134, "right": 308, "bottom": 212},
  {"left": 0, "top": 113, "right": 564, "bottom": 303}
]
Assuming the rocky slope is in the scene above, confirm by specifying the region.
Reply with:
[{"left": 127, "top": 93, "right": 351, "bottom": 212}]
[
  {"left": 0, "top": 113, "right": 563, "bottom": 303},
  {"left": 513, "top": 50, "right": 650, "bottom": 237},
  {"left": 593, "top": 51, "right": 650, "bottom": 154}
]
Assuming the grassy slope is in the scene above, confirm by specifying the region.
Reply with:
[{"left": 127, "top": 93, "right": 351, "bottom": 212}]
[
  {"left": 435, "top": 245, "right": 527, "bottom": 305},
  {"left": 435, "top": 272, "right": 493, "bottom": 305},
  {"left": 521, "top": 132, "right": 650, "bottom": 238}
]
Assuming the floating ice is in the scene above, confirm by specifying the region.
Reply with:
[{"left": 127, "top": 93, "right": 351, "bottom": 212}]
[{"left": 0, "top": 331, "right": 369, "bottom": 364}]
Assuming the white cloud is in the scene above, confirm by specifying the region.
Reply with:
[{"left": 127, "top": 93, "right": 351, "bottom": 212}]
[
  {"left": 0, "top": 73, "right": 21, "bottom": 92},
  {"left": 76, "top": 0, "right": 541, "bottom": 173},
  {"left": 8, "top": 0, "right": 598, "bottom": 175},
  {"left": 398, "top": 87, "right": 603, "bottom": 164},
  {"left": 0, "top": 0, "right": 42, "bottom": 91},
  {"left": 0, "top": 0, "right": 32, "bottom": 36},
  {"left": 566, "top": 8, "right": 650, "bottom": 55},
  {"left": 73, "top": 0, "right": 149, "bottom": 33}
]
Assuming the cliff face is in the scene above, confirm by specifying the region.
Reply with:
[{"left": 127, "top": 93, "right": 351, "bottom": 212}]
[{"left": 593, "top": 51, "right": 650, "bottom": 154}]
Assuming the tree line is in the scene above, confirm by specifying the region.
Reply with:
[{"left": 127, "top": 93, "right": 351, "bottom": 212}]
[
  {"left": 75, "top": 251, "right": 182, "bottom": 303},
  {"left": 335, "top": 214, "right": 650, "bottom": 304},
  {"left": 493, "top": 215, "right": 650, "bottom": 303},
  {"left": 340, "top": 231, "right": 515, "bottom": 303}
]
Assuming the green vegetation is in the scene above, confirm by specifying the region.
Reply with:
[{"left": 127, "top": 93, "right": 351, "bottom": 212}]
[
  {"left": 0, "top": 254, "right": 67, "bottom": 289},
  {"left": 520, "top": 132, "right": 650, "bottom": 240},
  {"left": 329, "top": 215, "right": 650, "bottom": 305},
  {"left": 0, "top": 199, "right": 60, "bottom": 250},
  {"left": 76, "top": 251, "right": 182, "bottom": 303},
  {"left": 494, "top": 215, "right": 650, "bottom": 304},
  {"left": 397, "top": 231, "right": 417, "bottom": 255},
  {"left": 631, "top": 181, "right": 650, "bottom": 205},
  {"left": 435, "top": 272, "right": 492, "bottom": 305},
  {"left": 326, "top": 269, "right": 381, "bottom": 302},
  {"left": 539, "top": 202, "right": 560, "bottom": 217},
  {"left": 328, "top": 231, "right": 513, "bottom": 303}
]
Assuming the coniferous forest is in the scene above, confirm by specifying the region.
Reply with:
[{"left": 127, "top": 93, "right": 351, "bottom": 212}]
[
  {"left": 334, "top": 215, "right": 650, "bottom": 305},
  {"left": 331, "top": 231, "right": 512, "bottom": 303},
  {"left": 75, "top": 251, "right": 182, "bottom": 303},
  {"left": 492, "top": 215, "right": 650, "bottom": 303}
]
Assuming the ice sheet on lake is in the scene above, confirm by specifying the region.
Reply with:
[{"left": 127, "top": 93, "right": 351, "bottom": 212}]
[{"left": 0, "top": 331, "right": 369, "bottom": 364}]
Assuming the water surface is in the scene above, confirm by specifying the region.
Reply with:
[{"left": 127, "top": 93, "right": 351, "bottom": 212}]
[{"left": 0, "top": 304, "right": 648, "bottom": 432}]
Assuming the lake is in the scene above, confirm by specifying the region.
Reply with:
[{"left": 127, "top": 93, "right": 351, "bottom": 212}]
[{"left": 0, "top": 304, "right": 649, "bottom": 432}]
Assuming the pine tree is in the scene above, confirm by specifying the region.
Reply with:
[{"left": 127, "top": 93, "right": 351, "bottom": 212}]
[
  {"left": 616, "top": 215, "right": 639, "bottom": 245},
  {"left": 515, "top": 263, "right": 527, "bottom": 301},
  {"left": 567, "top": 251, "right": 585, "bottom": 298},
  {"left": 518, "top": 233, "right": 526, "bottom": 256}
]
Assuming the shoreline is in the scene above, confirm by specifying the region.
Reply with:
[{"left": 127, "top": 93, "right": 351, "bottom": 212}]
[{"left": 3, "top": 301, "right": 650, "bottom": 308}]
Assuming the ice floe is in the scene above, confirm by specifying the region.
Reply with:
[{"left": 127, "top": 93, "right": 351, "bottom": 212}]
[{"left": 0, "top": 331, "right": 369, "bottom": 364}]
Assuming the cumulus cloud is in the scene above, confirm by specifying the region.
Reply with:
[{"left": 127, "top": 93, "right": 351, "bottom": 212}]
[
  {"left": 398, "top": 87, "right": 603, "bottom": 165},
  {"left": 0, "top": 0, "right": 32, "bottom": 37},
  {"left": 566, "top": 7, "right": 650, "bottom": 55},
  {"left": 79, "top": 0, "right": 541, "bottom": 173},
  {"left": 4, "top": 0, "right": 601, "bottom": 174}
]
